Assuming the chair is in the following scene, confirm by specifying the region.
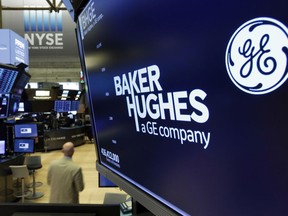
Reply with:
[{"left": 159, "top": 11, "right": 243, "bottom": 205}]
[
  {"left": 9, "top": 165, "right": 31, "bottom": 203},
  {"left": 25, "top": 155, "right": 44, "bottom": 199},
  {"left": 0, "top": 165, "right": 13, "bottom": 201}
]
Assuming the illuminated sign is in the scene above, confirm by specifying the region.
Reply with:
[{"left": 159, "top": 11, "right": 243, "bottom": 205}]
[
  {"left": 0, "top": 29, "right": 29, "bottom": 65},
  {"left": 24, "top": 8, "right": 64, "bottom": 50}
]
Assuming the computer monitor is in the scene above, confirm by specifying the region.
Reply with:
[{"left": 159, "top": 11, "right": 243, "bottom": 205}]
[
  {"left": 0, "top": 93, "right": 9, "bottom": 119},
  {"left": 0, "top": 140, "right": 5, "bottom": 155},
  {"left": 8, "top": 94, "right": 21, "bottom": 116},
  {"left": 14, "top": 123, "right": 38, "bottom": 138},
  {"left": 54, "top": 100, "right": 71, "bottom": 112},
  {"left": 18, "top": 102, "right": 25, "bottom": 112},
  {"left": 13, "top": 139, "right": 34, "bottom": 153},
  {"left": 0, "top": 64, "right": 19, "bottom": 93},
  {"left": 98, "top": 173, "right": 117, "bottom": 188},
  {"left": 11, "top": 71, "right": 31, "bottom": 95}
]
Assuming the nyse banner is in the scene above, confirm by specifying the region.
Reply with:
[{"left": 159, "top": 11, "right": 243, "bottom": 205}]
[
  {"left": 23, "top": 9, "right": 64, "bottom": 51},
  {"left": 2, "top": 0, "right": 78, "bottom": 57}
]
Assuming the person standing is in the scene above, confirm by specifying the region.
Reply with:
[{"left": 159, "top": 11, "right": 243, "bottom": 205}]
[{"left": 47, "top": 142, "right": 84, "bottom": 203}]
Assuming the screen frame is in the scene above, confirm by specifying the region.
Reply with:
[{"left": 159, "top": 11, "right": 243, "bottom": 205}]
[
  {"left": 14, "top": 123, "right": 38, "bottom": 138},
  {"left": 13, "top": 138, "right": 35, "bottom": 153}
]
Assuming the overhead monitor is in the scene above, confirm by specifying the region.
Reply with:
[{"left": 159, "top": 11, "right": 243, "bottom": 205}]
[
  {"left": 0, "top": 64, "right": 19, "bottom": 93},
  {"left": 11, "top": 71, "right": 31, "bottom": 95},
  {"left": 76, "top": 0, "right": 288, "bottom": 215},
  {"left": 14, "top": 123, "right": 38, "bottom": 138},
  {"left": 13, "top": 139, "right": 34, "bottom": 153}
]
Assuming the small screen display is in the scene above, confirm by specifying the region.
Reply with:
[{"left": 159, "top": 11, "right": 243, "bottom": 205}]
[
  {"left": 14, "top": 124, "right": 38, "bottom": 138},
  {"left": 54, "top": 100, "right": 71, "bottom": 112},
  {"left": 11, "top": 72, "right": 30, "bottom": 95},
  {"left": 0, "top": 140, "right": 5, "bottom": 155},
  {"left": 0, "top": 66, "right": 18, "bottom": 93},
  {"left": 8, "top": 94, "right": 21, "bottom": 116},
  {"left": 14, "top": 139, "right": 34, "bottom": 153},
  {"left": 0, "top": 93, "right": 9, "bottom": 119},
  {"left": 18, "top": 102, "right": 25, "bottom": 112},
  {"left": 98, "top": 173, "right": 117, "bottom": 187}
]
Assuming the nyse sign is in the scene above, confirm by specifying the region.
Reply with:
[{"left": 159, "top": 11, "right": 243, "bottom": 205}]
[{"left": 24, "top": 33, "right": 63, "bottom": 49}]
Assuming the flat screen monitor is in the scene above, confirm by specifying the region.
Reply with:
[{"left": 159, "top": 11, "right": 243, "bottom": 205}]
[
  {"left": 8, "top": 94, "right": 21, "bottom": 116},
  {"left": 54, "top": 100, "right": 71, "bottom": 112},
  {"left": 11, "top": 71, "right": 31, "bottom": 95},
  {"left": 98, "top": 173, "right": 117, "bottom": 188},
  {"left": 18, "top": 102, "right": 25, "bottom": 112},
  {"left": 14, "top": 123, "right": 38, "bottom": 138},
  {"left": 0, "top": 140, "right": 5, "bottom": 155},
  {"left": 77, "top": 0, "right": 288, "bottom": 215},
  {"left": 0, "top": 64, "right": 18, "bottom": 93},
  {"left": 13, "top": 139, "right": 34, "bottom": 153},
  {"left": 0, "top": 93, "right": 9, "bottom": 119}
]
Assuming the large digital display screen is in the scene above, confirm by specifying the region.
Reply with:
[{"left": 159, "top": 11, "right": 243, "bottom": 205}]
[{"left": 77, "top": 0, "right": 288, "bottom": 215}]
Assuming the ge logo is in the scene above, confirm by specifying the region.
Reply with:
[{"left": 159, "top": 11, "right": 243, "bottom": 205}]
[{"left": 225, "top": 17, "right": 288, "bottom": 95}]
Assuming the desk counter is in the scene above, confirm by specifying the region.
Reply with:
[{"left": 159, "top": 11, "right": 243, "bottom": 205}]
[{"left": 43, "top": 126, "right": 85, "bottom": 151}]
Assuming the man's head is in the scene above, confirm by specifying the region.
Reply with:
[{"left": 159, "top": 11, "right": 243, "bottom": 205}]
[{"left": 62, "top": 142, "right": 75, "bottom": 157}]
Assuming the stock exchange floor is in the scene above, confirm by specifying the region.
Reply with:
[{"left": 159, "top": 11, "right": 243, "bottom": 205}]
[{"left": 16, "top": 142, "right": 130, "bottom": 208}]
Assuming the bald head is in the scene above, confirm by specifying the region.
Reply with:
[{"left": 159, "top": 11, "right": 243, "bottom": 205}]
[{"left": 62, "top": 142, "right": 75, "bottom": 157}]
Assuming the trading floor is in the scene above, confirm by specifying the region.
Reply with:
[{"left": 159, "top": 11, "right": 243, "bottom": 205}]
[{"left": 19, "top": 142, "right": 129, "bottom": 205}]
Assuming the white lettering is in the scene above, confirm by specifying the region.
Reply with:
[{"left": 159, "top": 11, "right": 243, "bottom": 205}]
[
  {"left": 113, "top": 65, "right": 211, "bottom": 148},
  {"left": 24, "top": 33, "right": 63, "bottom": 46}
]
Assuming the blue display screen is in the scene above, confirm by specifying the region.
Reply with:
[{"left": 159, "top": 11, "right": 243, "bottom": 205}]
[
  {"left": 78, "top": 0, "right": 288, "bottom": 215},
  {"left": 0, "top": 66, "right": 18, "bottom": 93},
  {"left": 14, "top": 139, "right": 34, "bottom": 153},
  {"left": 14, "top": 123, "right": 38, "bottom": 138},
  {"left": 54, "top": 100, "right": 71, "bottom": 112}
]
